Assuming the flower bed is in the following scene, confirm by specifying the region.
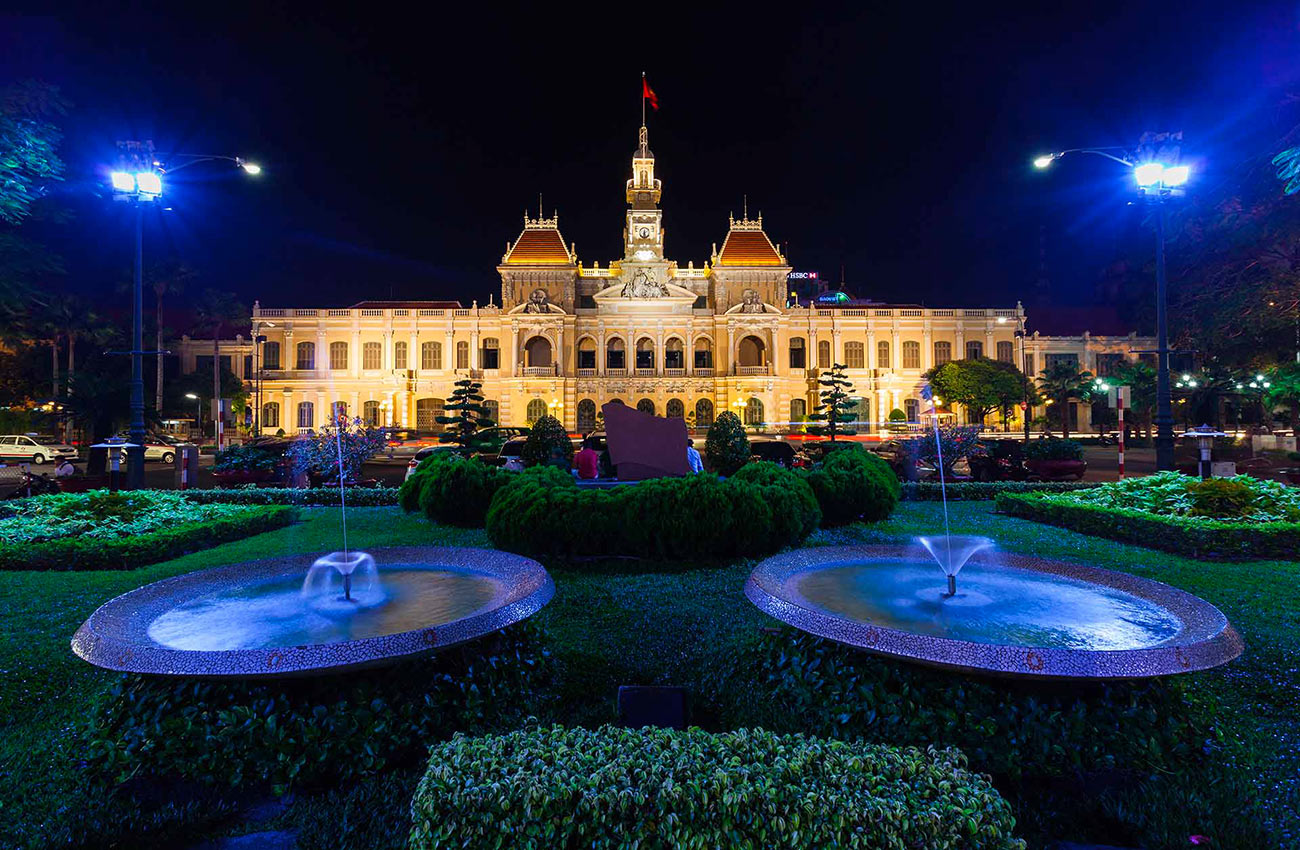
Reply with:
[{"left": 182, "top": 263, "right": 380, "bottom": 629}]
[
  {"left": 996, "top": 471, "right": 1300, "bottom": 559},
  {"left": 409, "top": 725, "right": 1025, "bottom": 850},
  {"left": 0, "top": 491, "right": 297, "bottom": 571}
]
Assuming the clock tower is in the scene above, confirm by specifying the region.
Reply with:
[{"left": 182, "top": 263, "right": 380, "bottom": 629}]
[{"left": 624, "top": 124, "right": 664, "bottom": 263}]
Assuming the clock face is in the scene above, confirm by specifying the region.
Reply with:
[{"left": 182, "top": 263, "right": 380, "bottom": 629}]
[{"left": 638, "top": 227, "right": 650, "bottom": 239}]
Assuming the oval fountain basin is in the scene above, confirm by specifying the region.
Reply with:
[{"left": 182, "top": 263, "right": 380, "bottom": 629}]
[
  {"left": 72, "top": 547, "right": 554, "bottom": 678},
  {"left": 745, "top": 546, "right": 1242, "bottom": 679}
]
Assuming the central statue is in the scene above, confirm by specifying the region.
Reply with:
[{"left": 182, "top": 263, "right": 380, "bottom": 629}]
[{"left": 621, "top": 268, "right": 667, "bottom": 299}]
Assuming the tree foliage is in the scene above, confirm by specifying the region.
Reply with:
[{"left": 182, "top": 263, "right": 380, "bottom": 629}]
[
  {"left": 1265, "top": 362, "right": 1300, "bottom": 431},
  {"left": 287, "top": 416, "right": 387, "bottom": 482},
  {"left": 520, "top": 414, "right": 572, "bottom": 468},
  {"left": 436, "top": 379, "right": 496, "bottom": 455},
  {"left": 805, "top": 363, "right": 857, "bottom": 441},
  {"left": 0, "top": 81, "right": 66, "bottom": 226},
  {"left": 704, "top": 410, "right": 750, "bottom": 475},
  {"left": 1036, "top": 362, "right": 1094, "bottom": 439},
  {"left": 923, "top": 357, "right": 1032, "bottom": 426}
]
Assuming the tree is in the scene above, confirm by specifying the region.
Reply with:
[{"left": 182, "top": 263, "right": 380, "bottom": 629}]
[
  {"left": 923, "top": 357, "right": 1031, "bottom": 429},
  {"left": 805, "top": 363, "right": 857, "bottom": 442},
  {"left": 1111, "top": 361, "right": 1157, "bottom": 439},
  {"left": 1265, "top": 363, "right": 1300, "bottom": 434},
  {"left": 1036, "top": 362, "right": 1094, "bottom": 439},
  {"left": 705, "top": 410, "right": 750, "bottom": 475},
  {"left": 194, "top": 289, "right": 247, "bottom": 445},
  {"left": 288, "top": 416, "right": 387, "bottom": 483},
  {"left": 521, "top": 414, "right": 572, "bottom": 468},
  {"left": 436, "top": 378, "right": 496, "bottom": 455},
  {"left": 145, "top": 261, "right": 195, "bottom": 413},
  {"left": 0, "top": 81, "right": 66, "bottom": 226}
]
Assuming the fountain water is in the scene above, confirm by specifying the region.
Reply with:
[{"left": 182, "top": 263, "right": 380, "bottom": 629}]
[{"left": 308, "top": 417, "right": 372, "bottom": 603}]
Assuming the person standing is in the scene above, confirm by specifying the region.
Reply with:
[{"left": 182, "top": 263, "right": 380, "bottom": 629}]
[
  {"left": 575, "top": 437, "right": 600, "bottom": 480},
  {"left": 686, "top": 438, "right": 704, "bottom": 473}
]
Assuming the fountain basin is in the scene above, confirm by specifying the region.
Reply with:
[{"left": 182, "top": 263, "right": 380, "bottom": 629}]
[
  {"left": 71, "top": 546, "right": 554, "bottom": 678},
  {"left": 745, "top": 546, "right": 1242, "bottom": 679}
]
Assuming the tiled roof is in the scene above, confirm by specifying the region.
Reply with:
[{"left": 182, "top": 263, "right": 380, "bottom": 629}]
[
  {"left": 716, "top": 229, "right": 783, "bottom": 266},
  {"left": 504, "top": 228, "right": 572, "bottom": 265}
]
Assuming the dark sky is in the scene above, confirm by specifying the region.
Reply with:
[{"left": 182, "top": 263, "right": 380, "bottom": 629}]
[{"left": 5, "top": 2, "right": 1300, "bottom": 324}]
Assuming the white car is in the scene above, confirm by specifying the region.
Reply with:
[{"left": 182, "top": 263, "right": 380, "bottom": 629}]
[
  {"left": 0, "top": 434, "right": 78, "bottom": 465},
  {"left": 114, "top": 434, "right": 187, "bottom": 463}
]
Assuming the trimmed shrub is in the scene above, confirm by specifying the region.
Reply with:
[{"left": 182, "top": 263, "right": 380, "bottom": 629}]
[
  {"left": 407, "top": 455, "right": 509, "bottom": 527},
  {"left": 802, "top": 443, "right": 900, "bottom": 524},
  {"left": 901, "top": 481, "right": 1097, "bottom": 501},
  {"left": 704, "top": 410, "right": 750, "bottom": 475},
  {"left": 1185, "top": 477, "right": 1258, "bottom": 518},
  {"left": 409, "top": 725, "right": 1025, "bottom": 850},
  {"left": 732, "top": 460, "right": 822, "bottom": 539},
  {"left": 187, "top": 487, "right": 399, "bottom": 507},
  {"left": 520, "top": 414, "right": 572, "bottom": 468},
  {"left": 212, "top": 444, "right": 278, "bottom": 473},
  {"left": 1023, "top": 437, "right": 1084, "bottom": 461},
  {"left": 85, "top": 626, "right": 552, "bottom": 797}
]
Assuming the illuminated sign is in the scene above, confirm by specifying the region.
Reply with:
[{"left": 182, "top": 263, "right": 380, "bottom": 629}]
[
  {"left": 816, "top": 291, "right": 850, "bottom": 303},
  {"left": 788, "top": 271, "right": 819, "bottom": 280}
]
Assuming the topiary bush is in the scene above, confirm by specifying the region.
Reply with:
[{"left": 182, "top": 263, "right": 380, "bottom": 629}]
[
  {"left": 704, "top": 410, "right": 750, "bottom": 475},
  {"left": 732, "top": 460, "right": 822, "bottom": 539},
  {"left": 84, "top": 626, "right": 552, "bottom": 797},
  {"left": 401, "top": 454, "right": 510, "bottom": 527},
  {"left": 1023, "top": 437, "right": 1084, "bottom": 461},
  {"left": 409, "top": 725, "right": 1025, "bottom": 850},
  {"left": 802, "top": 443, "right": 901, "bottom": 524},
  {"left": 520, "top": 414, "right": 572, "bottom": 468},
  {"left": 1185, "top": 477, "right": 1258, "bottom": 518}
]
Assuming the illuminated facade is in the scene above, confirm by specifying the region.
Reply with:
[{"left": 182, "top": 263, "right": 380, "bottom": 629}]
[{"left": 182, "top": 124, "right": 1150, "bottom": 435}]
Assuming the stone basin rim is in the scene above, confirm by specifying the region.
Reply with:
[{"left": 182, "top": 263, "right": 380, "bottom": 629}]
[
  {"left": 70, "top": 545, "right": 554, "bottom": 679},
  {"left": 745, "top": 545, "right": 1243, "bottom": 680}
]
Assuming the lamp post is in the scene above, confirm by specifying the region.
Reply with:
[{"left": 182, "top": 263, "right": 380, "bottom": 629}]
[
  {"left": 1033, "top": 141, "right": 1190, "bottom": 471},
  {"left": 250, "top": 321, "right": 276, "bottom": 436},
  {"left": 110, "top": 144, "right": 260, "bottom": 487},
  {"left": 185, "top": 392, "right": 202, "bottom": 439}
]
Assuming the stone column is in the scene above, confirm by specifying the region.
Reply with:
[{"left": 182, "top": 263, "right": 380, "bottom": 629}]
[
  {"left": 445, "top": 329, "right": 454, "bottom": 373},
  {"left": 923, "top": 325, "right": 933, "bottom": 370},
  {"left": 350, "top": 329, "right": 361, "bottom": 378},
  {"left": 470, "top": 331, "right": 479, "bottom": 370}
]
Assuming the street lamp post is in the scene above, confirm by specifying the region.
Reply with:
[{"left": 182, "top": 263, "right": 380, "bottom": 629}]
[
  {"left": 250, "top": 321, "right": 275, "bottom": 437},
  {"left": 185, "top": 392, "right": 202, "bottom": 438},
  {"left": 1033, "top": 141, "right": 1190, "bottom": 471}
]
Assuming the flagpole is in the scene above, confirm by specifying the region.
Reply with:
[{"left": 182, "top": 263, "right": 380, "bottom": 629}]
[{"left": 641, "top": 71, "right": 646, "bottom": 126}]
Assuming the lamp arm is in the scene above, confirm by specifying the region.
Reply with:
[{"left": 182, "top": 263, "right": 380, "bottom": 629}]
[
  {"left": 160, "top": 154, "right": 245, "bottom": 174},
  {"left": 1052, "top": 147, "right": 1135, "bottom": 168}
]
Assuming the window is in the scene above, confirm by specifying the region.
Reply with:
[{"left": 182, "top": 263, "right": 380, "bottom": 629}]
[
  {"left": 965, "top": 340, "right": 983, "bottom": 360},
  {"left": 577, "top": 399, "right": 597, "bottom": 431},
  {"left": 665, "top": 338, "right": 684, "bottom": 370},
  {"left": 456, "top": 340, "right": 469, "bottom": 369},
  {"left": 789, "top": 337, "right": 806, "bottom": 369},
  {"left": 243, "top": 355, "right": 254, "bottom": 378},
  {"left": 693, "top": 337, "right": 713, "bottom": 369},
  {"left": 817, "top": 339, "right": 831, "bottom": 369},
  {"left": 904, "top": 398, "right": 919, "bottom": 421},
  {"left": 934, "top": 341, "right": 952, "bottom": 366},
  {"left": 635, "top": 338, "right": 655, "bottom": 370},
  {"left": 363, "top": 400, "right": 381, "bottom": 426},
  {"left": 481, "top": 338, "right": 499, "bottom": 370},
  {"left": 525, "top": 398, "right": 547, "bottom": 425},
  {"left": 577, "top": 338, "right": 597, "bottom": 370},
  {"left": 261, "top": 402, "right": 279, "bottom": 428},
  {"left": 1023, "top": 353, "right": 1036, "bottom": 376},
  {"left": 695, "top": 398, "right": 714, "bottom": 428},
  {"left": 996, "top": 341, "right": 1014, "bottom": 363},
  {"left": 737, "top": 335, "right": 766, "bottom": 367},
  {"left": 330, "top": 341, "right": 348, "bottom": 370},
  {"left": 902, "top": 340, "right": 920, "bottom": 369},
  {"left": 606, "top": 338, "right": 626, "bottom": 370},
  {"left": 1095, "top": 353, "right": 1124, "bottom": 377},
  {"left": 297, "top": 401, "right": 314, "bottom": 428},
  {"left": 844, "top": 341, "right": 865, "bottom": 369},
  {"left": 421, "top": 341, "right": 442, "bottom": 370},
  {"left": 847, "top": 397, "right": 870, "bottom": 425},
  {"left": 877, "top": 340, "right": 891, "bottom": 369},
  {"left": 394, "top": 340, "right": 408, "bottom": 370},
  {"left": 666, "top": 398, "right": 684, "bottom": 419},
  {"left": 637, "top": 398, "right": 655, "bottom": 415},
  {"left": 416, "top": 398, "right": 445, "bottom": 431},
  {"left": 744, "top": 397, "right": 764, "bottom": 427},
  {"left": 363, "top": 342, "right": 382, "bottom": 370},
  {"left": 262, "top": 341, "right": 281, "bottom": 370},
  {"left": 482, "top": 399, "right": 499, "bottom": 425},
  {"left": 790, "top": 398, "right": 806, "bottom": 424},
  {"left": 296, "top": 341, "right": 315, "bottom": 370},
  {"left": 331, "top": 401, "right": 348, "bottom": 422},
  {"left": 1045, "top": 352, "right": 1079, "bottom": 369}
]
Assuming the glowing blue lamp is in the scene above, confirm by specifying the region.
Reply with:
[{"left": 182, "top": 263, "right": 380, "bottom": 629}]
[
  {"left": 1134, "top": 162, "right": 1165, "bottom": 187},
  {"left": 1163, "top": 165, "right": 1190, "bottom": 187},
  {"left": 134, "top": 171, "right": 162, "bottom": 196},
  {"left": 110, "top": 171, "right": 136, "bottom": 193}
]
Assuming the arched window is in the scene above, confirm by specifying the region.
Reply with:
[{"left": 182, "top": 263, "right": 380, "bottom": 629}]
[
  {"left": 577, "top": 398, "right": 597, "bottom": 431},
  {"left": 524, "top": 336, "right": 552, "bottom": 368},
  {"left": 608, "top": 398, "right": 625, "bottom": 406},
  {"left": 693, "top": 337, "right": 713, "bottom": 369},
  {"left": 525, "top": 398, "right": 547, "bottom": 425},
  {"left": 737, "top": 335, "right": 766, "bottom": 367},
  {"left": 844, "top": 341, "right": 865, "bottom": 369},
  {"left": 635, "top": 337, "right": 655, "bottom": 370},
  {"left": 363, "top": 400, "right": 381, "bottom": 426},
  {"left": 296, "top": 401, "right": 314, "bottom": 429},
  {"left": 665, "top": 338, "right": 684, "bottom": 370},
  {"left": 296, "top": 341, "right": 315, "bottom": 370},
  {"left": 331, "top": 401, "right": 348, "bottom": 422},
  {"left": 905, "top": 398, "right": 920, "bottom": 421},
  {"left": 790, "top": 398, "right": 806, "bottom": 425},
  {"left": 695, "top": 398, "right": 714, "bottom": 428},
  {"left": 329, "top": 341, "right": 348, "bottom": 370},
  {"left": 261, "top": 401, "right": 280, "bottom": 428},
  {"left": 577, "top": 337, "right": 597, "bottom": 370},
  {"left": 966, "top": 340, "right": 983, "bottom": 360},
  {"left": 482, "top": 399, "right": 499, "bottom": 425},
  {"left": 262, "top": 341, "right": 281, "bottom": 370},
  {"left": 637, "top": 398, "right": 656, "bottom": 415},
  {"left": 817, "top": 339, "right": 831, "bottom": 369},
  {"left": 481, "top": 337, "right": 499, "bottom": 370},
  {"left": 902, "top": 340, "right": 920, "bottom": 369},
  {"left": 421, "top": 341, "right": 442, "bottom": 370},
  {"left": 416, "top": 398, "right": 445, "bottom": 431},
  {"left": 744, "top": 397, "right": 764, "bottom": 427},
  {"left": 606, "top": 337, "right": 626, "bottom": 370},
  {"left": 456, "top": 340, "right": 469, "bottom": 369},
  {"left": 877, "top": 340, "right": 891, "bottom": 369},
  {"left": 666, "top": 398, "right": 684, "bottom": 419},
  {"left": 363, "top": 342, "right": 382, "bottom": 370},
  {"left": 847, "top": 396, "right": 870, "bottom": 425},
  {"left": 996, "top": 340, "right": 1014, "bottom": 363},
  {"left": 934, "top": 341, "right": 952, "bottom": 366},
  {"left": 789, "top": 337, "right": 806, "bottom": 368},
  {"left": 393, "top": 340, "right": 408, "bottom": 370}
]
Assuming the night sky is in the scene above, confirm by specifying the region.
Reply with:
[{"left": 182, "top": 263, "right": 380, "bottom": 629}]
[{"left": 4, "top": 3, "right": 1299, "bottom": 330}]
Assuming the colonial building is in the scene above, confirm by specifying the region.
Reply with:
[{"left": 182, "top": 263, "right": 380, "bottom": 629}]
[{"left": 180, "top": 123, "right": 1151, "bottom": 436}]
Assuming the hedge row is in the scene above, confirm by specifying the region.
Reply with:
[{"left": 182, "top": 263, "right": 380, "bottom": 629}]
[
  {"left": 801, "top": 445, "right": 900, "bottom": 524},
  {"left": 398, "top": 455, "right": 508, "bottom": 526},
  {"left": 410, "top": 725, "right": 1025, "bottom": 850},
  {"left": 901, "top": 481, "right": 1097, "bottom": 501},
  {"left": 184, "top": 487, "right": 400, "bottom": 506},
  {"left": 995, "top": 490, "right": 1300, "bottom": 560},
  {"left": 0, "top": 505, "right": 297, "bottom": 571}
]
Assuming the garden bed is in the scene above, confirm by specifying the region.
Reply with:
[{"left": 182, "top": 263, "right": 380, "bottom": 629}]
[
  {"left": 0, "top": 491, "right": 297, "bottom": 571},
  {"left": 901, "top": 481, "right": 1097, "bottom": 500},
  {"left": 186, "top": 486, "right": 400, "bottom": 506}
]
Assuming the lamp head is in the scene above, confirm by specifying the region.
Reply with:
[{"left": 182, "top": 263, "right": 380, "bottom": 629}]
[
  {"left": 1134, "top": 162, "right": 1165, "bottom": 187},
  {"left": 238, "top": 159, "right": 262, "bottom": 175},
  {"left": 1032, "top": 154, "right": 1056, "bottom": 169},
  {"left": 185, "top": 393, "right": 199, "bottom": 399}
]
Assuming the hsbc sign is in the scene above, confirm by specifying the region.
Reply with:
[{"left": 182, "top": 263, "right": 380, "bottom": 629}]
[{"left": 788, "top": 271, "right": 819, "bottom": 280}]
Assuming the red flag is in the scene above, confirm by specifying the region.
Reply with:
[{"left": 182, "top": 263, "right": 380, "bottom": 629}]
[{"left": 642, "top": 77, "right": 659, "bottom": 111}]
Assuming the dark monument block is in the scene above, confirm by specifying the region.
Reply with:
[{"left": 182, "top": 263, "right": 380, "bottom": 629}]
[{"left": 602, "top": 402, "right": 689, "bottom": 480}]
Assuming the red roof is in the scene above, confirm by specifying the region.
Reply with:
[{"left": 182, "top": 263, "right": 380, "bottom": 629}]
[
  {"left": 716, "top": 229, "right": 783, "bottom": 266},
  {"left": 504, "top": 228, "right": 572, "bottom": 265}
]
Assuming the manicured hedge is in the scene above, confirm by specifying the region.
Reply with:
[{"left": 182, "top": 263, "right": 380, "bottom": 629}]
[
  {"left": 996, "top": 490, "right": 1300, "bottom": 560},
  {"left": 186, "top": 486, "right": 399, "bottom": 506},
  {"left": 85, "top": 626, "right": 551, "bottom": 796},
  {"left": 399, "top": 455, "right": 509, "bottom": 527},
  {"left": 409, "top": 725, "right": 1025, "bottom": 850},
  {"left": 902, "top": 481, "right": 1097, "bottom": 501},
  {"left": 486, "top": 463, "right": 819, "bottom": 559},
  {"left": 0, "top": 504, "right": 296, "bottom": 571},
  {"left": 801, "top": 444, "right": 900, "bottom": 524}
]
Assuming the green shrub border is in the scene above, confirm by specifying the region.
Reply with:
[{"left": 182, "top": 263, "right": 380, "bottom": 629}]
[
  {"left": 184, "top": 487, "right": 399, "bottom": 506},
  {"left": 996, "top": 490, "right": 1300, "bottom": 559},
  {"left": 903, "top": 481, "right": 1097, "bottom": 501},
  {"left": 0, "top": 504, "right": 297, "bottom": 571}
]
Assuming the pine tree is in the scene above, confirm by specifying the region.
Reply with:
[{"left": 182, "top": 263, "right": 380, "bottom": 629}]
[
  {"left": 806, "top": 363, "right": 858, "bottom": 442},
  {"left": 436, "top": 378, "right": 496, "bottom": 455}
]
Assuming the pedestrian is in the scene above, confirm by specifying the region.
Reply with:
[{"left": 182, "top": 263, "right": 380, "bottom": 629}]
[
  {"left": 686, "top": 438, "right": 703, "bottom": 473},
  {"left": 575, "top": 437, "right": 600, "bottom": 479},
  {"left": 54, "top": 458, "right": 76, "bottom": 478}
]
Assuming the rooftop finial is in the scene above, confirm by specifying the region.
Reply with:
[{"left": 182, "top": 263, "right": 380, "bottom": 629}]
[
  {"left": 538, "top": 193, "right": 543, "bottom": 219},
  {"left": 743, "top": 194, "right": 748, "bottom": 219}
]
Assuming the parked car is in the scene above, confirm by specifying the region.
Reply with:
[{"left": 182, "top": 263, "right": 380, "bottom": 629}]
[
  {"left": 474, "top": 427, "right": 530, "bottom": 464},
  {"left": 749, "top": 438, "right": 797, "bottom": 468},
  {"left": 115, "top": 432, "right": 191, "bottom": 463},
  {"left": 404, "top": 444, "right": 459, "bottom": 480},
  {"left": 0, "top": 434, "right": 78, "bottom": 465},
  {"left": 495, "top": 436, "right": 528, "bottom": 470}
]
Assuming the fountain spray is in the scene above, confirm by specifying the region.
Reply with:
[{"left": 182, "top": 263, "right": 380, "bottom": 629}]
[
  {"left": 335, "top": 420, "right": 351, "bottom": 600},
  {"left": 922, "top": 385, "right": 955, "bottom": 595}
]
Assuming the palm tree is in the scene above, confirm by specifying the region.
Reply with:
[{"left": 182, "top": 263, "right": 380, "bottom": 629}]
[
  {"left": 1036, "top": 361, "right": 1094, "bottom": 440},
  {"left": 194, "top": 289, "right": 247, "bottom": 446},
  {"left": 1112, "top": 361, "right": 1157, "bottom": 439},
  {"left": 146, "top": 261, "right": 195, "bottom": 414}
]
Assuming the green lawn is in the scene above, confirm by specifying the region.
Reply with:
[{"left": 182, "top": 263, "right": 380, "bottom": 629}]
[{"left": 2, "top": 503, "right": 1295, "bottom": 849}]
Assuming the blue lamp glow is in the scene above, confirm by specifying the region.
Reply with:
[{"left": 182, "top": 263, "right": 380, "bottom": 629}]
[
  {"left": 1163, "top": 165, "right": 1190, "bottom": 187},
  {"left": 1134, "top": 162, "right": 1165, "bottom": 187},
  {"left": 110, "top": 171, "right": 136, "bottom": 193},
  {"left": 134, "top": 171, "right": 162, "bottom": 196}
]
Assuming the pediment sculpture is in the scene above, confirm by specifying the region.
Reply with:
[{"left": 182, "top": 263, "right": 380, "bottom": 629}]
[{"left": 621, "top": 269, "right": 668, "bottom": 299}]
